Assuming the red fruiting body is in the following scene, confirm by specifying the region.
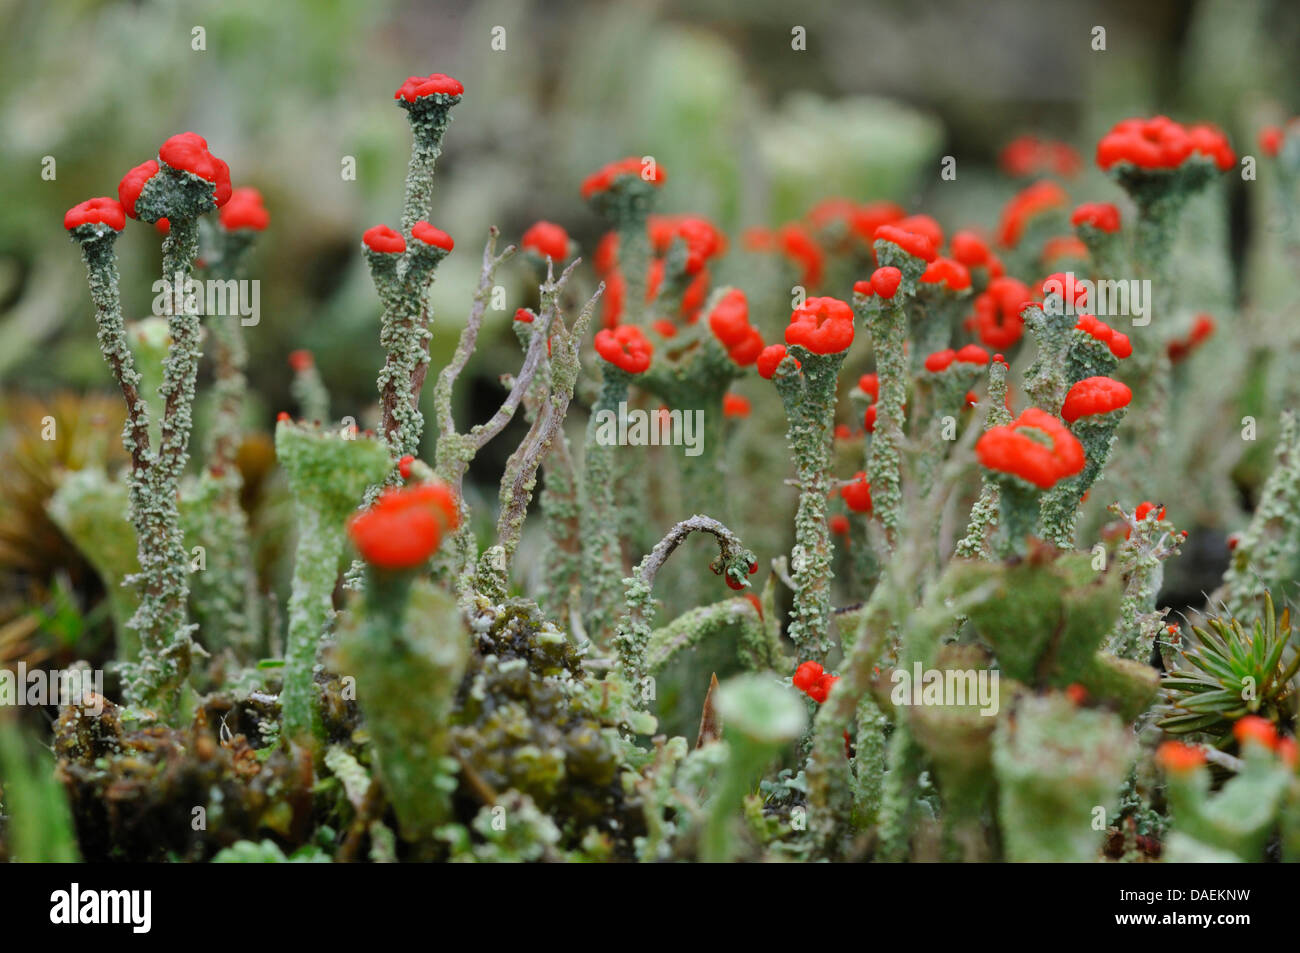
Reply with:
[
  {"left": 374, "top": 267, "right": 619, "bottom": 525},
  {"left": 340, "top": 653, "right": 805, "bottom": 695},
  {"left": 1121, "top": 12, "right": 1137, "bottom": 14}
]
[
  {"left": 395, "top": 73, "right": 464, "bottom": 102},
  {"left": 829, "top": 514, "right": 850, "bottom": 535},
  {"left": 118, "top": 159, "right": 161, "bottom": 219},
  {"left": 1096, "top": 116, "right": 1235, "bottom": 172},
  {"left": 975, "top": 407, "right": 1086, "bottom": 488},
  {"left": 594, "top": 231, "right": 620, "bottom": 274},
  {"left": 288, "top": 349, "right": 314, "bottom": 372},
  {"left": 1280, "top": 737, "right": 1299, "bottom": 769},
  {"left": 276, "top": 412, "right": 291, "bottom": 423},
  {"left": 924, "top": 349, "right": 956, "bottom": 373},
  {"left": 1074, "top": 314, "right": 1132, "bottom": 359},
  {"left": 775, "top": 224, "right": 824, "bottom": 287},
  {"left": 581, "top": 156, "right": 666, "bottom": 200},
  {"left": 65, "top": 197, "right": 126, "bottom": 232},
  {"left": 972, "top": 277, "right": 1031, "bottom": 348},
  {"left": 852, "top": 279, "right": 873, "bottom": 297},
  {"left": 920, "top": 257, "right": 971, "bottom": 291},
  {"left": 1071, "top": 202, "right": 1121, "bottom": 233},
  {"left": 514, "top": 308, "right": 535, "bottom": 324},
  {"left": 219, "top": 187, "right": 270, "bottom": 231},
  {"left": 1234, "top": 715, "right": 1279, "bottom": 751},
  {"left": 848, "top": 201, "right": 905, "bottom": 245},
  {"left": 520, "top": 220, "right": 569, "bottom": 261},
  {"left": 398, "top": 455, "right": 415, "bottom": 480},
  {"left": 411, "top": 221, "right": 454, "bottom": 251},
  {"left": 1042, "top": 235, "right": 1088, "bottom": 263},
  {"left": 708, "top": 288, "right": 750, "bottom": 347},
  {"left": 756, "top": 344, "right": 796, "bottom": 380},
  {"left": 1065, "top": 683, "right": 1089, "bottom": 705},
  {"left": 1135, "top": 501, "right": 1166, "bottom": 523},
  {"left": 594, "top": 325, "right": 653, "bottom": 374},
  {"left": 874, "top": 223, "right": 937, "bottom": 262},
  {"left": 728, "top": 328, "right": 765, "bottom": 366},
  {"left": 834, "top": 424, "right": 852, "bottom": 440},
  {"left": 1041, "top": 271, "right": 1088, "bottom": 310},
  {"left": 1259, "top": 125, "right": 1284, "bottom": 158},
  {"left": 785, "top": 297, "right": 855, "bottom": 354},
  {"left": 600, "top": 269, "right": 626, "bottom": 328},
  {"left": 651, "top": 319, "right": 677, "bottom": 338},
  {"left": 793, "top": 661, "right": 824, "bottom": 695},
  {"left": 363, "top": 224, "right": 406, "bottom": 254},
  {"left": 1168, "top": 314, "right": 1215, "bottom": 362},
  {"left": 158, "top": 133, "right": 232, "bottom": 206},
  {"left": 348, "top": 482, "right": 459, "bottom": 570},
  {"left": 870, "top": 266, "right": 903, "bottom": 299},
  {"left": 679, "top": 269, "right": 710, "bottom": 321},
  {"left": 1060, "top": 376, "right": 1133, "bottom": 423},
  {"left": 1156, "top": 741, "right": 1206, "bottom": 773},
  {"left": 950, "top": 230, "right": 992, "bottom": 268},
  {"left": 1000, "top": 136, "right": 1082, "bottom": 178},
  {"left": 895, "top": 214, "right": 944, "bottom": 251},
  {"left": 998, "top": 180, "right": 1068, "bottom": 248},
  {"left": 725, "top": 574, "right": 745, "bottom": 591},
  {"left": 965, "top": 390, "right": 978, "bottom": 408},
  {"left": 647, "top": 215, "right": 726, "bottom": 274},
  {"left": 858, "top": 373, "right": 879, "bottom": 401},
  {"left": 955, "top": 344, "right": 989, "bottom": 365},
  {"left": 840, "top": 471, "right": 872, "bottom": 514},
  {"left": 155, "top": 218, "right": 171, "bottom": 236},
  {"left": 792, "top": 661, "right": 839, "bottom": 704},
  {"left": 863, "top": 404, "right": 877, "bottom": 432},
  {"left": 723, "top": 393, "right": 751, "bottom": 418}
]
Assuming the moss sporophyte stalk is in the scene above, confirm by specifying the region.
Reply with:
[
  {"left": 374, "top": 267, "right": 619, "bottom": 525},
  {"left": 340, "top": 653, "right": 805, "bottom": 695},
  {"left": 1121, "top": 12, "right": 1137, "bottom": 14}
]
[{"left": 35, "top": 69, "right": 1300, "bottom": 867}]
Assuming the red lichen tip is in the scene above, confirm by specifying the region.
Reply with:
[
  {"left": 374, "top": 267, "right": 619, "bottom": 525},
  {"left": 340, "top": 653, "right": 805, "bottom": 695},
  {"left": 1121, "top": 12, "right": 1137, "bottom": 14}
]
[
  {"left": 276, "top": 411, "right": 291, "bottom": 423},
  {"left": 581, "top": 157, "right": 666, "bottom": 200},
  {"left": 975, "top": 407, "right": 1086, "bottom": 489},
  {"left": 288, "top": 349, "right": 314, "bottom": 372},
  {"left": 395, "top": 73, "right": 464, "bottom": 102},
  {"left": 520, "top": 220, "right": 570, "bottom": 261},
  {"left": 1071, "top": 202, "right": 1121, "bottom": 233},
  {"left": 998, "top": 180, "right": 1068, "bottom": 248},
  {"left": 874, "top": 223, "right": 937, "bottom": 262},
  {"left": 411, "top": 221, "right": 453, "bottom": 251},
  {"left": 158, "top": 132, "right": 232, "bottom": 206},
  {"left": 858, "top": 373, "right": 879, "bottom": 401},
  {"left": 118, "top": 159, "right": 161, "bottom": 219},
  {"left": 785, "top": 296, "right": 855, "bottom": 354},
  {"left": 363, "top": 224, "right": 406, "bottom": 254},
  {"left": 792, "top": 661, "right": 838, "bottom": 704},
  {"left": 219, "top": 187, "right": 270, "bottom": 231},
  {"left": 870, "top": 266, "right": 903, "bottom": 299},
  {"left": 398, "top": 454, "right": 415, "bottom": 480},
  {"left": 722, "top": 393, "right": 751, "bottom": 419},
  {"left": 1233, "top": 715, "right": 1279, "bottom": 751},
  {"left": 920, "top": 257, "right": 971, "bottom": 291},
  {"left": 840, "top": 471, "right": 872, "bottom": 514},
  {"left": 347, "top": 482, "right": 459, "bottom": 570},
  {"left": 1156, "top": 741, "right": 1206, "bottom": 774},
  {"left": 1259, "top": 125, "right": 1284, "bottom": 158},
  {"left": 594, "top": 325, "right": 653, "bottom": 374},
  {"left": 924, "top": 349, "right": 956, "bottom": 373},
  {"left": 949, "top": 230, "right": 992, "bottom": 268},
  {"left": 972, "top": 277, "right": 1032, "bottom": 349},
  {"left": 1096, "top": 115, "right": 1235, "bottom": 172},
  {"left": 756, "top": 344, "right": 796, "bottom": 380},
  {"left": 1061, "top": 375, "right": 1132, "bottom": 423},
  {"left": 514, "top": 308, "right": 535, "bottom": 324},
  {"left": 65, "top": 197, "right": 126, "bottom": 232}
]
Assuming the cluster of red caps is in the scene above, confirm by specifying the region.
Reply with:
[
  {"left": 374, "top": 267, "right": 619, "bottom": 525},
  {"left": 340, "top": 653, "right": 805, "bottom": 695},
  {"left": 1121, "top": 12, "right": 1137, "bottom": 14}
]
[
  {"left": 67, "top": 133, "right": 271, "bottom": 236},
  {"left": 1096, "top": 116, "right": 1235, "bottom": 172},
  {"left": 999, "top": 135, "right": 1083, "bottom": 178},
  {"left": 594, "top": 325, "right": 653, "bottom": 374},
  {"left": 793, "top": 660, "right": 839, "bottom": 704}
]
